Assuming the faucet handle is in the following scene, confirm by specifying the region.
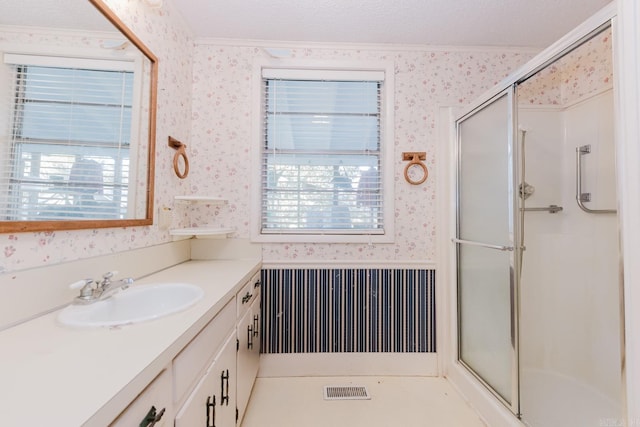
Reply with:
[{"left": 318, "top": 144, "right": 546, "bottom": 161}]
[
  {"left": 99, "top": 271, "right": 120, "bottom": 288},
  {"left": 69, "top": 279, "right": 93, "bottom": 290},
  {"left": 69, "top": 279, "right": 95, "bottom": 300},
  {"left": 102, "top": 271, "right": 119, "bottom": 280}
]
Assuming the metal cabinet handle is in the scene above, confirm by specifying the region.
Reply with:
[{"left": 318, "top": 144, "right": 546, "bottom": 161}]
[
  {"left": 575, "top": 145, "right": 616, "bottom": 214},
  {"left": 241, "top": 291, "right": 253, "bottom": 304},
  {"left": 253, "top": 315, "right": 259, "bottom": 337},
  {"left": 139, "top": 405, "right": 165, "bottom": 427},
  {"left": 206, "top": 395, "right": 216, "bottom": 427},
  {"left": 220, "top": 369, "right": 230, "bottom": 406},
  {"left": 247, "top": 325, "right": 254, "bottom": 349},
  {"left": 254, "top": 279, "right": 261, "bottom": 289}
]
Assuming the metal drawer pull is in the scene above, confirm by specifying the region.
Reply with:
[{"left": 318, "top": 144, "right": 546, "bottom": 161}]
[
  {"left": 242, "top": 291, "right": 253, "bottom": 304},
  {"left": 248, "top": 325, "right": 254, "bottom": 349},
  {"left": 451, "top": 238, "right": 514, "bottom": 252},
  {"left": 139, "top": 405, "right": 165, "bottom": 427},
  {"left": 206, "top": 395, "right": 216, "bottom": 427}
]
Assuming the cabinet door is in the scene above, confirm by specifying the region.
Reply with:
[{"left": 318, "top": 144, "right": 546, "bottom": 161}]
[
  {"left": 250, "top": 296, "right": 261, "bottom": 358},
  {"left": 236, "top": 296, "right": 261, "bottom": 424},
  {"left": 110, "top": 368, "right": 172, "bottom": 427},
  {"left": 173, "top": 300, "right": 235, "bottom": 407},
  {"left": 175, "top": 332, "right": 237, "bottom": 427}
]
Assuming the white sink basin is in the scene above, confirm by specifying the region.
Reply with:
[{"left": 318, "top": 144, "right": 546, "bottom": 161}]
[{"left": 58, "top": 283, "right": 204, "bottom": 328}]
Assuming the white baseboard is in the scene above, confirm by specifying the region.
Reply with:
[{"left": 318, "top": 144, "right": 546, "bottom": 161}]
[{"left": 258, "top": 352, "right": 438, "bottom": 378}]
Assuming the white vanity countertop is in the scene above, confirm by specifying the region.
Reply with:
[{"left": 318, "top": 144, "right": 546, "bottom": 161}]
[{"left": 0, "top": 258, "right": 261, "bottom": 426}]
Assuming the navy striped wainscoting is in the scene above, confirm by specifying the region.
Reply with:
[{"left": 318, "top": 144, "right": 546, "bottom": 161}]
[{"left": 261, "top": 268, "right": 436, "bottom": 354}]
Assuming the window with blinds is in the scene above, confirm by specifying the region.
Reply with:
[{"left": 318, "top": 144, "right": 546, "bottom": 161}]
[
  {"left": 1, "top": 55, "right": 133, "bottom": 221},
  {"left": 260, "top": 69, "right": 387, "bottom": 235}
]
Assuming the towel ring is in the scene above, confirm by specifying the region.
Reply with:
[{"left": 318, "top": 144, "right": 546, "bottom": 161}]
[
  {"left": 169, "top": 136, "right": 189, "bottom": 179},
  {"left": 402, "top": 152, "right": 428, "bottom": 185},
  {"left": 173, "top": 147, "right": 189, "bottom": 179}
]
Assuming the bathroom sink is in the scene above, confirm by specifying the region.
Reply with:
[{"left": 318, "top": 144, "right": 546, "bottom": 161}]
[{"left": 58, "top": 283, "right": 204, "bottom": 328}]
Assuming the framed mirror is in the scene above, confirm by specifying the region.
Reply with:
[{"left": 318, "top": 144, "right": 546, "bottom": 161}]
[{"left": 0, "top": 0, "right": 157, "bottom": 232}]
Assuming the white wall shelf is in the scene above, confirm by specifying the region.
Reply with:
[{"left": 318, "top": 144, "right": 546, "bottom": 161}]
[
  {"left": 171, "top": 196, "right": 232, "bottom": 239},
  {"left": 169, "top": 227, "right": 236, "bottom": 239},
  {"left": 174, "top": 196, "right": 228, "bottom": 205}
]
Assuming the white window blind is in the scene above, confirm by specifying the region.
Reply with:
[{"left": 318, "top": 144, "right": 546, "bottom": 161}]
[
  {"left": 261, "top": 70, "right": 385, "bottom": 234},
  {"left": 1, "top": 58, "right": 133, "bottom": 221}
]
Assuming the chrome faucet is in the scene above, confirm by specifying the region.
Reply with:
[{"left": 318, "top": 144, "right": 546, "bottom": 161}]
[{"left": 70, "top": 271, "right": 134, "bottom": 304}]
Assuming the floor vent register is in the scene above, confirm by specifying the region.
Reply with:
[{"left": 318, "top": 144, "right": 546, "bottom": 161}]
[{"left": 323, "top": 385, "right": 371, "bottom": 401}]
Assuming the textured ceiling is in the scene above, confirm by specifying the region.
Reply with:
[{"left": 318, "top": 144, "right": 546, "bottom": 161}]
[
  {"left": 175, "top": 0, "right": 612, "bottom": 48},
  {"left": 0, "top": 0, "right": 612, "bottom": 48},
  {"left": 0, "top": 0, "right": 116, "bottom": 32}
]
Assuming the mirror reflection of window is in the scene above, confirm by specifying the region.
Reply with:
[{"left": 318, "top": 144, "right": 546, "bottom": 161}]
[
  {"left": 0, "top": 0, "right": 157, "bottom": 232},
  {"left": 2, "top": 57, "right": 133, "bottom": 220}
]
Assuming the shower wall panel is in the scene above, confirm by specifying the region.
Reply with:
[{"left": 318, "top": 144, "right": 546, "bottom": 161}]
[
  {"left": 562, "top": 90, "right": 619, "bottom": 401},
  {"left": 519, "top": 88, "right": 621, "bottom": 424}
]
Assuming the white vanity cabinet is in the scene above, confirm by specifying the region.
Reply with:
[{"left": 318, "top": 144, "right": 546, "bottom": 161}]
[
  {"left": 236, "top": 273, "right": 261, "bottom": 424},
  {"left": 175, "top": 332, "right": 238, "bottom": 427},
  {"left": 0, "top": 256, "right": 263, "bottom": 427},
  {"left": 171, "top": 270, "right": 262, "bottom": 427}
]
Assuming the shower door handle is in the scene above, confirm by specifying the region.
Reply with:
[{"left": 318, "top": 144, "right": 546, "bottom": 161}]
[
  {"left": 451, "top": 238, "right": 514, "bottom": 252},
  {"left": 575, "top": 145, "right": 617, "bottom": 214}
]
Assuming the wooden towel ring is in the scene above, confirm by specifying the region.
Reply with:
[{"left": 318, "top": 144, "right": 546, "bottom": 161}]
[
  {"left": 169, "top": 136, "right": 189, "bottom": 179},
  {"left": 402, "top": 152, "right": 428, "bottom": 185}
]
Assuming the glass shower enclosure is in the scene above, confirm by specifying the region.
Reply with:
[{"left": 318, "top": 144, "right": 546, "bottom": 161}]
[
  {"left": 455, "top": 89, "right": 519, "bottom": 413},
  {"left": 454, "top": 23, "right": 623, "bottom": 426}
]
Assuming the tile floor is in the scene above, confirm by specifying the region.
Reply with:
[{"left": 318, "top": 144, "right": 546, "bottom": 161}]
[{"left": 241, "top": 376, "right": 487, "bottom": 427}]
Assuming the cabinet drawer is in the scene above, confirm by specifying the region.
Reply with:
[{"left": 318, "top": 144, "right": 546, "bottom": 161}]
[
  {"left": 110, "top": 368, "right": 172, "bottom": 427},
  {"left": 237, "top": 272, "right": 261, "bottom": 317},
  {"left": 173, "top": 299, "right": 235, "bottom": 405}
]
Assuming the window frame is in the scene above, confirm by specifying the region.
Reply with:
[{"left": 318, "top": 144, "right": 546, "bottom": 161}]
[{"left": 251, "top": 59, "right": 395, "bottom": 243}]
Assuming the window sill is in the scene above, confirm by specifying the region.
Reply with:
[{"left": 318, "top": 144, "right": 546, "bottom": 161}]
[
  {"left": 250, "top": 231, "right": 394, "bottom": 244},
  {"left": 170, "top": 227, "right": 235, "bottom": 239}
]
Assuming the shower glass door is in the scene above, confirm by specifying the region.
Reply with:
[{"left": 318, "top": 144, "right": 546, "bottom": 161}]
[{"left": 456, "top": 88, "right": 518, "bottom": 412}]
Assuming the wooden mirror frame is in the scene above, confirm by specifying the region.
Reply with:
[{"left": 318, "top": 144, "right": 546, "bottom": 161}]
[{"left": 0, "top": 0, "right": 158, "bottom": 233}]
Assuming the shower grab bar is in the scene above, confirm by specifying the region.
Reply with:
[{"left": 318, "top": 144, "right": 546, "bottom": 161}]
[
  {"left": 521, "top": 205, "right": 563, "bottom": 213},
  {"left": 575, "top": 145, "right": 617, "bottom": 214},
  {"left": 451, "top": 238, "right": 514, "bottom": 252}
]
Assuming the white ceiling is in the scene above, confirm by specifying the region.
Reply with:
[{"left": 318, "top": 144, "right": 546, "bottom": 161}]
[
  {"left": 174, "top": 0, "right": 611, "bottom": 48},
  {"left": 0, "top": 0, "right": 115, "bottom": 32}
]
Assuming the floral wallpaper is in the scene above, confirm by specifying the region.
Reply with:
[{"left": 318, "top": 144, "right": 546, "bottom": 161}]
[
  {"left": 1, "top": 0, "right": 535, "bottom": 273},
  {"left": 188, "top": 45, "right": 533, "bottom": 263},
  {"left": 518, "top": 27, "right": 612, "bottom": 106}
]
